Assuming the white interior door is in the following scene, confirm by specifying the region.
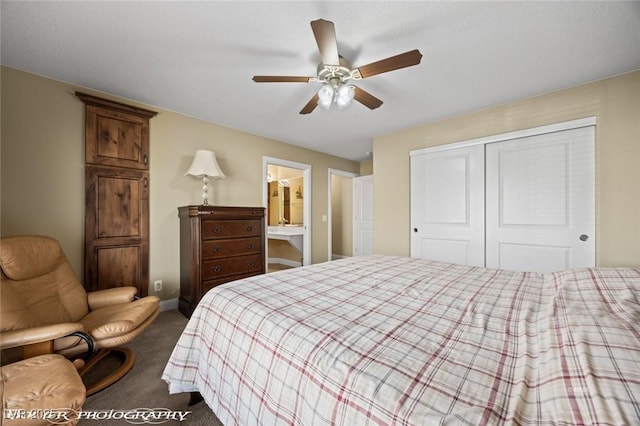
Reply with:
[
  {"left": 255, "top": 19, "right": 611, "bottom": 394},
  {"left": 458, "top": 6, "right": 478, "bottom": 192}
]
[
  {"left": 353, "top": 175, "right": 373, "bottom": 256},
  {"left": 485, "top": 126, "right": 595, "bottom": 272},
  {"left": 410, "top": 145, "right": 485, "bottom": 266}
]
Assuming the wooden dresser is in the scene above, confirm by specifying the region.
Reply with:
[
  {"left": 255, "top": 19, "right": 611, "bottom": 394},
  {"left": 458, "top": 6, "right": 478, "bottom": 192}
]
[{"left": 178, "top": 205, "right": 265, "bottom": 317}]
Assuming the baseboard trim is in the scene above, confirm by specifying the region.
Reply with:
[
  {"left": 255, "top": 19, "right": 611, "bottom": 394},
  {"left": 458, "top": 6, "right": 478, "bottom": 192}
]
[
  {"left": 331, "top": 254, "right": 349, "bottom": 261},
  {"left": 159, "top": 298, "right": 179, "bottom": 312},
  {"left": 268, "top": 257, "right": 302, "bottom": 268}
]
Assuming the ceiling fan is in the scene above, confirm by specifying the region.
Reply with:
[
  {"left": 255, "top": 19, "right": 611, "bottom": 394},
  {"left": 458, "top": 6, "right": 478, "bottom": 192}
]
[{"left": 252, "top": 19, "right": 423, "bottom": 114}]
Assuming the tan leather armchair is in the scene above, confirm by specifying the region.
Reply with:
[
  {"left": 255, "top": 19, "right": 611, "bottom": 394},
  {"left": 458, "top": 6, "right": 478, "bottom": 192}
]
[{"left": 0, "top": 235, "right": 160, "bottom": 395}]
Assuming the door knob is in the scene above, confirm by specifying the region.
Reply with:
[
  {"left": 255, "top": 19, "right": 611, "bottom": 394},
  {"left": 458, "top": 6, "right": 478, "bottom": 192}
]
[
  {"left": 413, "top": 228, "right": 418, "bottom": 233},
  {"left": 579, "top": 234, "right": 589, "bottom": 241}
]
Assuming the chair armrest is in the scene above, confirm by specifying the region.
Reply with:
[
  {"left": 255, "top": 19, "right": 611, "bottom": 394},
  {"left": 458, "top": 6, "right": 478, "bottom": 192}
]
[
  {"left": 87, "top": 286, "right": 137, "bottom": 310},
  {"left": 0, "top": 323, "right": 85, "bottom": 350}
]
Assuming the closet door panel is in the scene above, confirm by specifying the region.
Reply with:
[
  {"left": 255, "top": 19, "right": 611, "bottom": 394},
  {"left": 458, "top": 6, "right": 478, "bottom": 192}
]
[
  {"left": 485, "top": 126, "right": 595, "bottom": 272},
  {"left": 411, "top": 145, "right": 485, "bottom": 266},
  {"left": 353, "top": 175, "right": 374, "bottom": 256}
]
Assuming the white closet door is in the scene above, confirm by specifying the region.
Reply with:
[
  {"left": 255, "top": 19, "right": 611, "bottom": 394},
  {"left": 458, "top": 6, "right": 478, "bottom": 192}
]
[
  {"left": 485, "top": 126, "right": 595, "bottom": 272},
  {"left": 353, "top": 175, "right": 374, "bottom": 256},
  {"left": 410, "top": 145, "right": 485, "bottom": 266}
]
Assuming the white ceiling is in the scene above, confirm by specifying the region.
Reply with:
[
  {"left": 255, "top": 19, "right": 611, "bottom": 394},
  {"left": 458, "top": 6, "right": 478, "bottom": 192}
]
[{"left": 2, "top": 1, "right": 639, "bottom": 162}]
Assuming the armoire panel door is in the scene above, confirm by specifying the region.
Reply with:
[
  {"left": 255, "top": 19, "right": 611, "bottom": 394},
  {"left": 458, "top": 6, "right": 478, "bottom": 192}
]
[
  {"left": 78, "top": 92, "right": 155, "bottom": 170},
  {"left": 78, "top": 92, "right": 156, "bottom": 297},
  {"left": 485, "top": 126, "right": 595, "bottom": 272},
  {"left": 96, "top": 245, "right": 141, "bottom": 292},
  {"left": 410, "top": 145, "right": 485, "bottom": 266},
  {"left": 85, "top": 166, "right": 149, "bottom": 295}
]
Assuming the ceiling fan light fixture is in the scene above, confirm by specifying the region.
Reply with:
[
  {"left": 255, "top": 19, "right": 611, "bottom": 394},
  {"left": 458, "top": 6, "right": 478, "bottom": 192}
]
[
  {"left": 252, "top": 20, "right": 421, "bottom": 114},
  {"left": 318, "top": 84, "right": 334, "bottom": 109},
  {"left": 336, "top": 84, "right": 355, "bottom": 110}
]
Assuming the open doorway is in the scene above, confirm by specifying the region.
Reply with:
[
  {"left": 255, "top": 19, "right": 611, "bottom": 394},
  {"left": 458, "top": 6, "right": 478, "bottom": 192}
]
[
  {"left": 328, "top": 170, "right": 374, "bottom": 260},
  {"left": 263, "top": 157, "right": 311, "bottom": 272},
  {"left": 328, "top": 169, "right": 358, "bottom": 261}
]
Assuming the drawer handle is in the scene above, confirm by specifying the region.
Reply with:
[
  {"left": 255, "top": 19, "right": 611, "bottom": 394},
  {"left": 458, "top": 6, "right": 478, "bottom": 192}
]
[
  {"left": 247, "top": 262, "right": 254, "bottom": 268},
  {"left": 213, "top": 246, "right": 221, "bottom": 253},
  {"left": 213, "top": 266, "right": 222, "bottom": 273},
  {"left": 247, "top": 243, "right": 254, "bottom": 249},
  {"left": 212, "top": 226, "right": 221, "bottom": 233},
  {"left": 246, "top": 225, "right": 254, "bottom": 232}
]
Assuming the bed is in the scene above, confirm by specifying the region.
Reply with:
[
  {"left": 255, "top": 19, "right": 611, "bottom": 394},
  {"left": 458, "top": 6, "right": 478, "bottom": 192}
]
[{"left": 162, "top": 255, "right": 640, "bottom": 425}]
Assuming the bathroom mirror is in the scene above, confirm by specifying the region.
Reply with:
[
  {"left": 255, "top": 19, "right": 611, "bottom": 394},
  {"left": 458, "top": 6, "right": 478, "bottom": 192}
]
[
  {"left": 267, "top": 166, "right": 304, "bottom": 226},
  {"left": 264, "top": 157, "right": 312, "bottom": 269}
]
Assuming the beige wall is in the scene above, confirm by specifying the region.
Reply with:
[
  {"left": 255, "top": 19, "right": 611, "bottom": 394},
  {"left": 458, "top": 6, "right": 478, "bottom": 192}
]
[
  {"left": 331, "top": 174, "right": 353, "bottom": 257},
  {"left": 1, "top": 67, "right": 360, "bottom": 299},
  {"left": 267, "top": 182, "right": 279, "bottom": 225},
  {"left": 359, "top": 160, "right": 373, "bottom": 176},
  {"left": 267, "top": 239, "right": 303, "bottom": 264},
  {"left": 288, "top": 177, "right": 304, "bottom": 225},
  {"left": 373, "top": 71, "right": 640, "bottom": 268}
]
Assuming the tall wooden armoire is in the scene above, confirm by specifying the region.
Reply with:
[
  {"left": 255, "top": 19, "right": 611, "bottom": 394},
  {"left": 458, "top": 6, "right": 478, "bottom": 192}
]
[{"left": 77, "top": 92, "right": 157, "bottom": 297}]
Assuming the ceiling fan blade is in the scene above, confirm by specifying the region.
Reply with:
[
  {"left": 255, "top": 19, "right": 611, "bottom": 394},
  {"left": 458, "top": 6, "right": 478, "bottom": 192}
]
[
  {"left": 310, "top": 19, "right": 340, "bottom": 65},
  {"left": 300, "top": 94, "right": 319, "bottom": 115},
  {"left": 354, "top": 87, "right": 383, "bottom": 110},
  {"left": 252, "top": 76, "right": 313, "bottom": 83},
  {"left": 356, "top": 49, "right": 423, "bottom": 79}
]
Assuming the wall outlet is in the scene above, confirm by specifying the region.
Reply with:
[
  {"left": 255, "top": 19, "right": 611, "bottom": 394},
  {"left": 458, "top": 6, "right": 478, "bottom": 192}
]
[{"left": 154, "top": 280, "right": 163, "bottom": 292}]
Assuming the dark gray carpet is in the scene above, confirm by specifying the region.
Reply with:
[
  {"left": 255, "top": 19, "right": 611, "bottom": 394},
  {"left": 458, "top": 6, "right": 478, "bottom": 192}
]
[{"left": 81, "top": 309, "right": 223, "bottom": 425}]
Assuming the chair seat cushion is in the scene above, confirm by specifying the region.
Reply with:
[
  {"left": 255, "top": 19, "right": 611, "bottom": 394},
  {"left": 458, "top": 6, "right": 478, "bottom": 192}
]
[
  {"left": 1, "top": 354, "right": 85, "bottom": 425},
  {"left": 81, "top": 296, "right": 160, "bottom": 341}
]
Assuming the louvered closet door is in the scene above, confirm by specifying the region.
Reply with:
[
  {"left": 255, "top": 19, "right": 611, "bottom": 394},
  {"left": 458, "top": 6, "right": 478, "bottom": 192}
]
[
  {"left": 485, "top": 126, "right": 595, "bottom": 272},
  {"left": 410, "top": 145, "right": 485, "bottom": 266}
]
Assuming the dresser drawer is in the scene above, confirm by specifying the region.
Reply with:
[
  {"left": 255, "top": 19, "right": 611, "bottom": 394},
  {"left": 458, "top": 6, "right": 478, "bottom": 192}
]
[
  {"left": 202, "top": 237, "right": 262, "bottom": 259},
  {"left": 202, "top": 271, "right": 261, "bottom": 295},
  {"left": 202, "top": 254, "right": 262, "bottom": 280},
  {"left": 202, "top": 219, "right": 262, "bottom": 239}
]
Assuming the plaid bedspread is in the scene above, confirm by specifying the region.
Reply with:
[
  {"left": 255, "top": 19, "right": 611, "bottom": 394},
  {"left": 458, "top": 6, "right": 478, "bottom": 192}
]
[{"left": 163, "top": 256, "right": 640, "bottom": 425}]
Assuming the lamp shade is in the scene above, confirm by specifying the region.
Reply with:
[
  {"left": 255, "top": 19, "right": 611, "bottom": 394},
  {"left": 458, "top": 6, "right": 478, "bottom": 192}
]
[{"left": 185, "top": 150, "right": 226, "bottom": 179}]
